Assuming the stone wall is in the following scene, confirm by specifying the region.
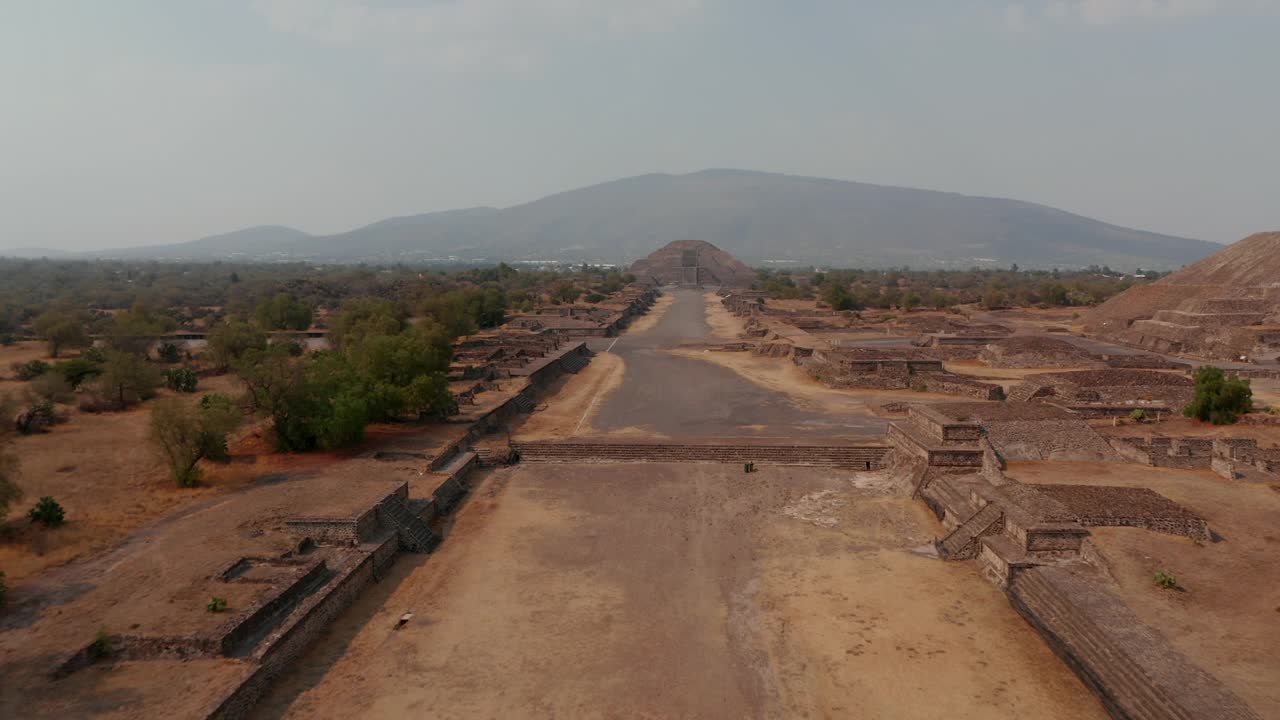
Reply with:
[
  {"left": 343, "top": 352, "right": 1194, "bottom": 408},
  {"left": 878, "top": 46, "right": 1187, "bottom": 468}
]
[{"left": 1010, "top": 566, "right": 1261, "bottom": 720}]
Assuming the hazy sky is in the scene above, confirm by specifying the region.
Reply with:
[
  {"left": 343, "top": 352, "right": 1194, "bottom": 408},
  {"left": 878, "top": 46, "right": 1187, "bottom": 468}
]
[{"left": 3, "top": 1, "right": 1278, "bottom": 250}]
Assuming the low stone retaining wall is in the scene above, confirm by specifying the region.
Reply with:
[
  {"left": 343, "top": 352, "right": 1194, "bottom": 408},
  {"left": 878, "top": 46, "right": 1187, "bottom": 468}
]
[
  {"left": 1010, "top": 566, "right": 1261, "bottom": 720},
  {"left": 202, "top": 534, "right": 401, "bottom": 720},
  {"left": 511, "top": 441, "right": 889, "bottom": 469}
]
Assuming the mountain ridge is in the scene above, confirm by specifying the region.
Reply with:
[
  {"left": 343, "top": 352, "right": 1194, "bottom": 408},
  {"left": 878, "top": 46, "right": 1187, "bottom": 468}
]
[{"left": 26, "top": 170, "right": 1220, "bottom": 269}]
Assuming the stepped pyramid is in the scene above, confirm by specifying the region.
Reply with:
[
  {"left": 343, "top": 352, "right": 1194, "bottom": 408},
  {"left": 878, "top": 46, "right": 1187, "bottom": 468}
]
[
  {"left": 1083, "top": 231, "right": 1280, "bottom": 361},
  {"left": 629, "top": 240, "right": 756, "bottom": 288}
]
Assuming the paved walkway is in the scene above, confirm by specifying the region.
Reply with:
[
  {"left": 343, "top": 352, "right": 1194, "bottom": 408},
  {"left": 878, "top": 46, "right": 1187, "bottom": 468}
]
[{"left": 587, "top": 288, "right": 887, "bottom": 438}]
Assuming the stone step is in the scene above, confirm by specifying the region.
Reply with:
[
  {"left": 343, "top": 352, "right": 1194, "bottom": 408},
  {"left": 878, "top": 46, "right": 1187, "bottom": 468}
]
[
  {"left": 512, "top": 442, "right": 889, "bottom": 468},
  {"left": 937, "top": 503, "right": 1004, "bottom": 560},
  {"left": 920, "top": 475, "right": 982, "bottom": 529}
]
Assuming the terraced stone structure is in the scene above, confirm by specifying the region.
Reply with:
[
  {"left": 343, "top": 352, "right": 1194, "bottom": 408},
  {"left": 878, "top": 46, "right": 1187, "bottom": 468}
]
[
  {"left": 1007, "top": 369, "right": 1194, "bottom": 414},
  {"left": 803, "top": 347, "right": 1005, "bottom": 400},
  {"left": 629, "top": 239, "right": 756, "bottom": 287},
  {"left": 889, "top": 403, "right": 1262, "bottom": 720},
  {"left": 1085, "top": 231, "right": 1280, "bottom": 362}
]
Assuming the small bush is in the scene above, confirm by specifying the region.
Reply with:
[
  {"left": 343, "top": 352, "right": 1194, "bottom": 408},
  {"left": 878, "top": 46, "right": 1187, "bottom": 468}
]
[
  {"left": 912, "top": 382, "right": 929, "bottom": 392},
  {"left": 14, "top": 360, "right": 50, "bottom": 381},
  {"left": 0, "top": 333, "right": 16, "bottom": 346},
  {"left": 585, "top": 292, "right": 606, "bottom": 303},
  {"left": 88, "top": 629, "right": 117, "bottom": 659},
  {"left": 156, "top": 342, "right": 182, "bottom": 364},
  {"left": 207, "top": 596, "right": 228, "bottom": 613},
  {"left": 163, "top": 366, "right": 199, "bottom": 393},
  {"left": 15, "top": 401, "right": 58, "bottom": 434},
  {"left": 82, "top": 346, "right": 107, "bottom": 364},
  {"left": 1129, "top": 409, "right": 1147, "bottom": 422},
  {"left": 28, "top": 496, "right": 65, "bottom": 527},
  {"left": 1153, "top": 570, "right": 1178, "bottom": 589},
  {"left": 0, "top": 570, "right": 7, "bottom": 609},
  {"left": 29, "top": 373, "right": 74, "bottom": 404}
]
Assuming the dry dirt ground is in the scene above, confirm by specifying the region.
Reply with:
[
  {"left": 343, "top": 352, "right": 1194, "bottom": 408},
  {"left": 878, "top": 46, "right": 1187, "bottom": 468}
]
[
  {"left": 255, "top": 463, "right": 1107, "bottom": 720},
  {"left": 0, "top": 370, "right": 255, "bottom": 582},
  {"left": 1007, "top": 461, "right": 1280, "bottom": 715}
]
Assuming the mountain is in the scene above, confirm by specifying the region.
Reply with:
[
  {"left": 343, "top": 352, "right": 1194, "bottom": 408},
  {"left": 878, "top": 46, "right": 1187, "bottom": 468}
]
[
  {"left": 91, "top": 225, "right": 313, "bottom": 260},
  {"left": 81, "top": 170, "right": 1219, "bottom": 269}
]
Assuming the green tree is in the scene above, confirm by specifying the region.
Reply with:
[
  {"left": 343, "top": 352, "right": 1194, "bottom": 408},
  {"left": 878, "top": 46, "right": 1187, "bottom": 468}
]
[
  {"left": 104, "top": 305, "right": 172, "bottom": 356},
  {"left": 820, "top": 283, "right": 857, "bottom": 311},
  {"left": 207, "top": 320, "right": 268, "bottom": 372},
  {"left": 328, "top": 298, "right": 405, "bottom": 351},
  {"left": 52, "top": 358, "right": 103, "bottom": 389},
  {"left": 94, "top": 350, "right": 161, "bottom": 410},
  {"left": 31, "top": 309, "right": 89, "bottom": 358},
  {"left": 149, "top": 396, "right": 241, "bottom": 487},
  {"left": 1183, "top": 366, "right": 1252, "bottom": 425},
  {"left": 253, "top": 292, "right": 313, "bottom": 331}
]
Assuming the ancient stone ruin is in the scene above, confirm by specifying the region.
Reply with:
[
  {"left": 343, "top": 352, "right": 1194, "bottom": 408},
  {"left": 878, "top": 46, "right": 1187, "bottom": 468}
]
[
  {"left": 629, "top": 239, "right": 756, "bottom": 287},
  {"left": 1085, "top": 231, "right": 1280, "bottom": 362}
]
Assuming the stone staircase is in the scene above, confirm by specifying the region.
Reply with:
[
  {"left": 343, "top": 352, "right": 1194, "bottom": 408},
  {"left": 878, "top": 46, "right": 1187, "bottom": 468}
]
[
  {"left": 936, "top": 501, "right": 1003, "bottom": 560},
  {"left": 377, "top": 495, "right": 440, "bottom": 553},
  {"left": 472, "top": 445, "right": 516, "bottom": 466},
  {"left": 510, "top": 393, "right": 536, "bottom": 413},
  {"left": 510, "top": 441, "right": 889, "bottom": 468},
  {"left": 1011, "top": 566, "right": 1262, "bottom": 720},
  {"left": 558, "top": 352, "right": 591, "bottom": 373}
]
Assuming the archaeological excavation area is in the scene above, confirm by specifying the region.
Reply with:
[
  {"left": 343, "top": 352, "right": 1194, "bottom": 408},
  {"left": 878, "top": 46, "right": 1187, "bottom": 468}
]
[{"left": 4, "top": 240, "right": 1279, "bottom": 719}]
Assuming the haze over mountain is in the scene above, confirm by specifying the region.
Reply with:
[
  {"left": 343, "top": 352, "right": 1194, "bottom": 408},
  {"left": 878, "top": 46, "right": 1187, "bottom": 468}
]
[{"left": 51, "top": 170, "right": 1218, "bottom": 270}]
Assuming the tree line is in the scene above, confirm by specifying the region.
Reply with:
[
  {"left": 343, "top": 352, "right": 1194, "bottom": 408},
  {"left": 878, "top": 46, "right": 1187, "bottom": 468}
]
[{"left": 756, "top": 266, "right": 1168, "bottom": 310}]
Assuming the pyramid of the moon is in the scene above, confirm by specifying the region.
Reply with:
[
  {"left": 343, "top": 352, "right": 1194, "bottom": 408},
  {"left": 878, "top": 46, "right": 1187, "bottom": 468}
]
[
  {"left": 629, "top": 240, "right": 756, "bottom": 287},
  {"left": 1083, "top": 231, "right": 1280, "bottom": 362}
]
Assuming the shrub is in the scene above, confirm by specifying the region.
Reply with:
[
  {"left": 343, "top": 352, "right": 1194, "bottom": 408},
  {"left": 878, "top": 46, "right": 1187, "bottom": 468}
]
[
  {"left": 1153, "top": 570, "right": 1178, "bottom": 589},
  {"left": 0, "top": 570, "right": 6, "bottom": 609},
  {"left": 156, "top": 342, "right": 182, "bottom": 364},
  {"left": 163, "top": 366, "right": 199, "bottom": 393},
  {"left": 15, "top": 401, "right": 58, "bottom": 434},
  {"left": 0, "top": 333, "right": 16, "bottom": 346},
  {"left": 28, "top": 496, "right": 65, "bottom": 527},
  {"left": 14, "top": 360, "right": 50, "bottom": 381},
  {"left": 88, "top": 629, "right": 117, "bottom": 659},
  {"left": 1183, "top": 366, "right": 1252, "bottom": 425},
  {"left": 82, "top": 346, "right": 107, "bottom": 364},
  {"left": 207, "top": 596, "right": 228, "bottom": 613},
  {"left": 1129, "top": 409, "right": 1147, "bottom": 422},
  {"left": 584, "top": 292, "right": 606, "bottom": 304},
  {"left": 29, "top": 372, "right": 74, "bottom": 403}
]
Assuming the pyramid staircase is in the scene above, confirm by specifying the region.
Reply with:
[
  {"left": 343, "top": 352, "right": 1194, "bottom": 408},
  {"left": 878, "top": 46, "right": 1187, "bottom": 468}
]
[
  {"left": 510, "top": 393, "right": 536, "bottom": 413},
  {"left": 378, "top": 494, "right": 440, "bottom": 553},
  {"left": 558, "top": 352, "right": 591, "bottom": 373}
]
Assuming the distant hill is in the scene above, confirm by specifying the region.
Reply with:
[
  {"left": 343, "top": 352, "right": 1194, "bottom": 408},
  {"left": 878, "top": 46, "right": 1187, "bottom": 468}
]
[{"left": 78, "top": 170, "right": 1219, "bottom": 269}]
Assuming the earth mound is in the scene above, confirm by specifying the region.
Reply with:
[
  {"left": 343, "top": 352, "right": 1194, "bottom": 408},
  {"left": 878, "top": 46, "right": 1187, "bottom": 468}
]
[
  {"left": 1083, "top": 231, "right": 1280, "bottom": 362},
  {"left": 630, "top": 240, "right": 756, "bottom": 287}
]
